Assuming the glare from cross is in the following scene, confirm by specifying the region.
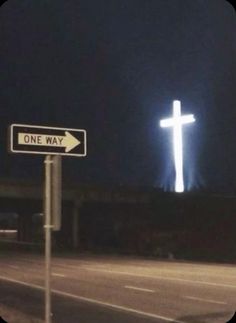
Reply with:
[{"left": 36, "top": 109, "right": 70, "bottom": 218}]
[{"left": 160, "top": 100, "right": 195, "bottom": 193}]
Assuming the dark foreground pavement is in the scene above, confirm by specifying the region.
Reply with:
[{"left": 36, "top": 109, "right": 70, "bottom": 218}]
[
  {"left": 0, "top": 253, "right": 235, "bottom": 323},
  {"left": 0, "top": 279, "right": 164, "bottom": 323}
]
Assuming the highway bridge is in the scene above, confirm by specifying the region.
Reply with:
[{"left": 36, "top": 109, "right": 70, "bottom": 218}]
[
  {"left": 0, "top": 178, "right": 150, "bottom": 249},
  {"left": 1, "top": 178, "right": 236, "bottom": 262}
]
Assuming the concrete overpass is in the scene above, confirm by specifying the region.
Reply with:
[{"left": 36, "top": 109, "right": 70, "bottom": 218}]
[
  {"left": 1, "top": 179, "right": 236, "bottom": 261},
  {"left": 0, "top": 178, "right": 150, "bottom": 249}
]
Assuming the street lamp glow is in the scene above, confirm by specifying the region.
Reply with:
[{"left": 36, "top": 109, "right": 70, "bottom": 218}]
[{"left": 160, "top": 100, "right": 195, "bottom": 193}]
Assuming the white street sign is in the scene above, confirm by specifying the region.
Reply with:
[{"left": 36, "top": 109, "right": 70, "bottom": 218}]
[{"left": 9, "top": 124, "right": 87, "bottom": 156}]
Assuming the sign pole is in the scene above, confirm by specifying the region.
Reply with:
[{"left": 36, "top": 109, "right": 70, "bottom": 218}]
[
  {"left": 44, "top": 155, "right": 53, "bottom": 323},
  {"left": 8, "top": 123, "right": 87, "bottom": 323},
  {"left": 51, "top": 155, "right": 62, "bottom": 231}
]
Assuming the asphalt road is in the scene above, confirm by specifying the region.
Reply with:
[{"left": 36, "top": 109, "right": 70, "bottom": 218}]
[{"left": 0, "top": 253, "right": 235, "bottom": 323}]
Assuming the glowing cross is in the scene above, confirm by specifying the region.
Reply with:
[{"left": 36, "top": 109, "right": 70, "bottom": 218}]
[{"left": 160, "top": 100, "right": 195, "bottom": 193}]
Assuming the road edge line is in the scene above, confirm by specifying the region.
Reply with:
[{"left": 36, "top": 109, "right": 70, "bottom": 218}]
[{"left": 0, "top": 275, "right": 185, "bottom": 323}]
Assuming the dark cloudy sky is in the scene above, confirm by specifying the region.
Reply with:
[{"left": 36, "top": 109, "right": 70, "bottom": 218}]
[{"left": 0, "top": 0, "right": 235, "bottom": 193}]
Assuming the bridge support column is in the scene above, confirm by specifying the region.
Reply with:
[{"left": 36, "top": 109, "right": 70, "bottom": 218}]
[
  {"left": 72, "top": 199, "right": 81, "bottom": 250},
  {"left": 17, "top": 212, "right": 33, "bottom": 242}
]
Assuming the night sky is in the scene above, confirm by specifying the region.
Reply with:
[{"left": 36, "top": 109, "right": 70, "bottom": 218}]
[{"left": 0, "top": 0, "right": 235, "bottom": 193}]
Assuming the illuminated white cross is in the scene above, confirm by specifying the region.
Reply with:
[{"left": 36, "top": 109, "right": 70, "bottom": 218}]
[{"left": 160, "top": 100, "right": 195, "bottom": 193}]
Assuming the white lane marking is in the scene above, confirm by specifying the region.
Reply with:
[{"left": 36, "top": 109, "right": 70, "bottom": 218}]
[
  {"left": 125, "top": 285, "right": 155, "bottom": 293},
  {"left": 84, "top": 268, "right": 236, "bottom": 289},
  {"left": 5, "top": 258, "right": 236, "bottom": 280},
  {"left": 52, "top": 273, "right": 66, "bottom": 277},
  {"left": 8, "top": 265, "right": 19, "bottom": 269},
  {"left": 0, "top": 275, "right": 186, "bottom": 323},
  {"left": 184, "top": 296, "right": 227, "bottom": 305},
  {"left": 82, "top": 266, "right": 236, "bottom": 281},
  {"left": 0, "top": 275, "right": 43, "bottom": 291}
]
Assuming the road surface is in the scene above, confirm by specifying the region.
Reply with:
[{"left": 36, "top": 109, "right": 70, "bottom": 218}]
[{"left": 0, "top": 253, "right": 235, "bottom": 322}]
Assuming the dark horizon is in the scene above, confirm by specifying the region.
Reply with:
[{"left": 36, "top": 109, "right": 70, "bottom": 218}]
[{"left": 0, "top": 0, "right": 235, "bottom": 194}]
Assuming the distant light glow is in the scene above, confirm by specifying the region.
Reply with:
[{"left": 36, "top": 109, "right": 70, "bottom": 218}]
[{"left": 160, "top": 100, "right": 195, "bottom": 193}]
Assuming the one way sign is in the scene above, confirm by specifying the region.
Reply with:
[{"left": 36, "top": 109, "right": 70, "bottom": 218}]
[{"left": 9, "top": 124, "right": 87, "bottom": 157}]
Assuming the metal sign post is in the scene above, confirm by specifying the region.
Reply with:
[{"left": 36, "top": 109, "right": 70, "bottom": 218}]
[
  {"left": 8, "top": 123, "right": 87, "bottom": 323},
  {"left": 44, "top": 155, "right": 62, "bottom": 323},
  {"left": 51, "top": 155, "right": 62, "bottom": 231},
  {"left": 44, "top": 155, "right": 53, "bottom": 323}
]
